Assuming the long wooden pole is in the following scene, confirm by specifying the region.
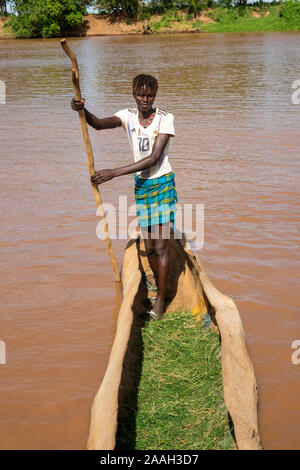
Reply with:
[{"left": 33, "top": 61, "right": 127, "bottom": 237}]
[{"left": 61, "top": 39, "right": 121, "bottom": 284}]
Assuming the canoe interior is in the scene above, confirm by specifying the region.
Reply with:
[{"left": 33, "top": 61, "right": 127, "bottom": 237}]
[{"left": 87, "top": 231, "right": 263, "bottom": 450}]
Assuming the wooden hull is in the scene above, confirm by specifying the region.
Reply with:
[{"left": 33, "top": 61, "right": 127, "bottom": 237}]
[{"left": 87, "top": 232, "right": 263, "bottom": 450}]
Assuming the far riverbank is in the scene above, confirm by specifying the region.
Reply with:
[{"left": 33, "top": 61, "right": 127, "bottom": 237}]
[{"left": 1, "top": 6, "right": 300, "bottom": 39}]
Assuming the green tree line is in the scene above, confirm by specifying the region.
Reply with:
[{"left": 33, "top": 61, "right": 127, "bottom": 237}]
[
  {"left": 2, "top": 0, "right": 300, "bottom": 38},
  {"left": 0, "top": 0, "right": 272, "bottom": 23},
  {"left": 95, "top": 0, "right": 282, "bottom": 17}
]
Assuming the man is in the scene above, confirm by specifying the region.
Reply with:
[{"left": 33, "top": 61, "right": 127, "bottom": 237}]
[{"left": 71, "top": 74, "right": 178, "bottom": 319}]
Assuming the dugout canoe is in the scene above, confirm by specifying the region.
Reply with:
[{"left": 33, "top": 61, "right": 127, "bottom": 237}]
[{"left": 87, "top": 230, "right": 263, "bottom": 450}]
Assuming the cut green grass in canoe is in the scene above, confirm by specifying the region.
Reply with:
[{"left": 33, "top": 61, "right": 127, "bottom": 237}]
[{"left": 116, "top": 310, "right": 235, "bottom": 450}]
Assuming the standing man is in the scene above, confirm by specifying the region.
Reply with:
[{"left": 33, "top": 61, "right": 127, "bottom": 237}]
[{"left": 71, "top": 74, "right": 178, "bottom": 319}]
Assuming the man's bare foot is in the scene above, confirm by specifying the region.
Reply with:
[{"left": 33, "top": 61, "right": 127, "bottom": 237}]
[
  {"left": 150, "top": 298, "right": 164, "bottom": 319},
  {"left": 149, "top": 310, "right": 164, "bottom": 320}
]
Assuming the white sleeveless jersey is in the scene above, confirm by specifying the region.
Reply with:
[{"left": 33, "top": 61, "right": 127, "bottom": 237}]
[{"left": 114, "top": 107, "right": 175, "bottom": 179}]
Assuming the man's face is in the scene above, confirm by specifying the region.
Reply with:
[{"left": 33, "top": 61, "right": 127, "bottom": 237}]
[{"left": 133, "top": 87, "right": 156, "bottom": 113}]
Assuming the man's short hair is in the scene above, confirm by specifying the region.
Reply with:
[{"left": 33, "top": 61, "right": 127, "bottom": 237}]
[{"left": 132, "top": 74, "right": 158, "bottom": 95}]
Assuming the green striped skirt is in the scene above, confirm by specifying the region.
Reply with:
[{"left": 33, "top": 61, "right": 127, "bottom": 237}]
[{"left": 134, "top": 171, "right": 178, "bottom": 228}]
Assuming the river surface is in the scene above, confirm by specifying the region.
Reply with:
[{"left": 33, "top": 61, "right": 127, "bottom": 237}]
[{"left": 0, "top": 32, "right": 299, "bottom": 450}]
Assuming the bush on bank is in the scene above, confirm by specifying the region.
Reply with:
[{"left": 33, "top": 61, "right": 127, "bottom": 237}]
[
  {"left": 6, "top": 0, "right": 88, "bottom": 38},
  {"left": 279, "top": 0, "right": 300, "bottom": 27}
]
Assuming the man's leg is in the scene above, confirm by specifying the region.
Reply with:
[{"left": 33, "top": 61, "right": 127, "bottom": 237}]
[
  {"left": 142, "top": 223, "right": 170, "bottom": 318},
  {"left": 152, "top": 234, "right": 169, "bottom": 316},
  {"left": 142, "top": 226, "right": 159, "bottom": 286}
]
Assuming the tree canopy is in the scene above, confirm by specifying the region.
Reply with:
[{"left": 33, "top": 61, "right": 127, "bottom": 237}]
[{"left": 7, "top": 0, "right": 91, "bottom": 38}]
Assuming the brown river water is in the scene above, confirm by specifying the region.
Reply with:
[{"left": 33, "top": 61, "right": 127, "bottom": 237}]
[{"left": 0, "top": 32, "right": 299, "bottom": 450}]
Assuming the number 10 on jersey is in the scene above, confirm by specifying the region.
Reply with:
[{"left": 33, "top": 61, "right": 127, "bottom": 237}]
[{"left": 138, "top": 137, "right": 150, "bottom": 152}]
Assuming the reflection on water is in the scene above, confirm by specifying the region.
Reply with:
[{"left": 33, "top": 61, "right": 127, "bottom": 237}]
[{"left": 0, "top": 32, "right": 300, "bottom": 450}]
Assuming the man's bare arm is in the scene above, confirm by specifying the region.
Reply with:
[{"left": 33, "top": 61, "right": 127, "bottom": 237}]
[
  {"left": 115, "top": 134, "right": 170, "bottom": 177},
  {"left": 71, "top": 98, "right": 122, "bottom": 130},
  {"left": 91, "top": 134, "right": 170, "bottom": 185}
]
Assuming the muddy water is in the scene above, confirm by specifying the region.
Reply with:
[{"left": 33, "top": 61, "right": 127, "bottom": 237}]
[{"left": 0, "top": 32, "right": 299, "bottom": 449}]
